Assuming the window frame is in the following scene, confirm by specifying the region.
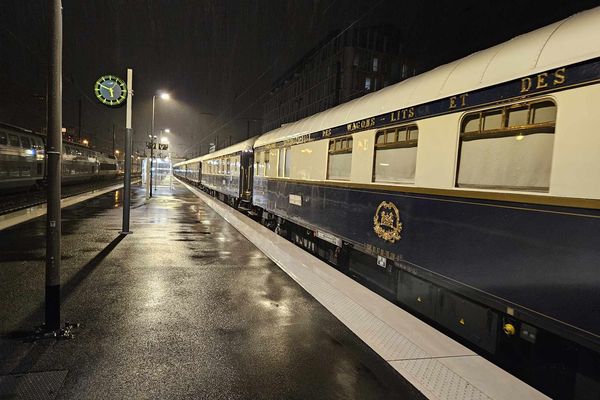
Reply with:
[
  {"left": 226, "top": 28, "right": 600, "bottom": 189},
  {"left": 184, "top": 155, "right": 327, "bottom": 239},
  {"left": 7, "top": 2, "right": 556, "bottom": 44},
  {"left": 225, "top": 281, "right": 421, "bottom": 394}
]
[
  {"left": 8, "top": 134, "right": 20, "bottom": 147},
  {"left": 459, "top": 100, "right": 556, "bottom": 142},
  {"left": 372, "top": 124, "right": 419, "bottom": 184},
  {"left": 455, "top": 98, "right": 557, "bottom": 191},
  {"left": 327, "top": 135, "right": 353, "bottom": 181}
]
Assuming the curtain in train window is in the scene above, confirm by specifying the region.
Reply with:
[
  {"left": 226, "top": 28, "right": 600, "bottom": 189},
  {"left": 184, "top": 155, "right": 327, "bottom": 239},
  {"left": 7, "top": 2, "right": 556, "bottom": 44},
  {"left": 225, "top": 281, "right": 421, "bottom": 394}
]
[
  {"left": 266, "top": 149, "right": 277, "bottom": 177},
  {"left": 373, "top": 125, "right": 418, "bottom": 183},
  {"left": 277, "top": 147, "right": 291, "bottom": 178},
  {"left": 278, "top": 147, "right": 285, "bottom": 177},
  {"left": 284, "top": 147, "right": 292, "bottom": 177},
  {"left": 328, "top": 137, "right": 353, "bottom": 180},
  {"left": 457, "top": 101, "right": 556, "bottom": 192}
]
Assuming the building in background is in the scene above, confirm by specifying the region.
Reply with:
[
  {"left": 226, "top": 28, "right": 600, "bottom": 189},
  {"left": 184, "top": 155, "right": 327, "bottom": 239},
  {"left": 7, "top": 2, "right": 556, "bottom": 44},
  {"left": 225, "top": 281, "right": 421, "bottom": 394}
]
[{"left": 262, "top": 25, "right": 414, "bottom": 132}]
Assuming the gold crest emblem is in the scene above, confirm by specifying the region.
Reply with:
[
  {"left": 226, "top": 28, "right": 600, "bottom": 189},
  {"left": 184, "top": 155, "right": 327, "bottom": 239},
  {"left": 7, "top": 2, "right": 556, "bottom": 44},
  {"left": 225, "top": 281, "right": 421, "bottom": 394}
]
[{"left": 373, "top": 201, "right": 402, "bottom": 243}]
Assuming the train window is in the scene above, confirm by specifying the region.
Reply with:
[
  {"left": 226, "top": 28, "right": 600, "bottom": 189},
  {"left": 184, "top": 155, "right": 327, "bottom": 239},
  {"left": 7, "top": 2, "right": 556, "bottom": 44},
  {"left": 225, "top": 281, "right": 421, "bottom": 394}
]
[
  {"left": 457, "top": 100, "right": 556, "bottom": 192},
  {"left": 482, "top": 110, "right": 502, "bottom": 131},
  {"left": 462, "top": 114, "right": 480, "bottom": 132},
  {"left": 328, "top": 136, "right": 353, "bottom": 180},
  {"left": 507, "top": 106, "right": 529, "bottom": 127},
  {"left": 20, "top": 136, "right": 31, "bottom": 149},
  {"left": 255, "top": 151, "right": 264, "bottom": 177},
  {"left": 8, "top": 134, "right": 20, "bottom": 147},
  {"left": 0, "top": 131, "right": 7, "bottom": 145},
  {"left": 373, "top": 124, "right": 418, "bottom": 183},
  {"left": 532, "top": 102, "right": 557, "bottom": 124}
]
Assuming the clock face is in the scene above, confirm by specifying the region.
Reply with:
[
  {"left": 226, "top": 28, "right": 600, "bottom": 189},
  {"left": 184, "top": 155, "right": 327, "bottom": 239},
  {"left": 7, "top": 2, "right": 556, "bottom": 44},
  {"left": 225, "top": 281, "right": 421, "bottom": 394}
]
[{"left": 94, "top": 75, "right": 127, "bottom": 107}]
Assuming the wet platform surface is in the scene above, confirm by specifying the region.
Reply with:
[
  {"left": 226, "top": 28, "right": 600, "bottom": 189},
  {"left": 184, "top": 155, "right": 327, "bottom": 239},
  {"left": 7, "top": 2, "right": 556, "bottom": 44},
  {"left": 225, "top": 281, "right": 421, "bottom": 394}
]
[{"left": 0, "top": 182, "right": 422, "bottom": 399}]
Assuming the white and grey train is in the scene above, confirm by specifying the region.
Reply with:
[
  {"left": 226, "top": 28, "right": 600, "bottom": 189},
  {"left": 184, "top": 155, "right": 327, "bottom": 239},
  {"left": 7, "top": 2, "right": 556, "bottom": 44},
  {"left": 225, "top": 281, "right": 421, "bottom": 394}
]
[
  {"left": 0, "top": 123, "right": 138, "bottom": 192},
  {"left": 175, "top": 8, "right": 600, "bottom": 398}
]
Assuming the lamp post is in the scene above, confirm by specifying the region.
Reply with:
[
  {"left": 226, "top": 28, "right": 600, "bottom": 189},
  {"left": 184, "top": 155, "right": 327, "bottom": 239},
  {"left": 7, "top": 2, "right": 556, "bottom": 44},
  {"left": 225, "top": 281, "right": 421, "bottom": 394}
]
[
  {"left": 149, "top": 134, "right": 157, "bottom": 197},
  {"left": 150, "top": 92, "right": 170, "bottom": 197}
]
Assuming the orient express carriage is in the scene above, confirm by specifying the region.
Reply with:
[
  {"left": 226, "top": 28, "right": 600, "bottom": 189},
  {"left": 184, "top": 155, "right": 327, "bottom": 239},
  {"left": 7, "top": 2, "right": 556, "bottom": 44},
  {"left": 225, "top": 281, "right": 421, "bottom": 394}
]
[{"left": 174, "top": 8, "right": 600, "bottom": 396}]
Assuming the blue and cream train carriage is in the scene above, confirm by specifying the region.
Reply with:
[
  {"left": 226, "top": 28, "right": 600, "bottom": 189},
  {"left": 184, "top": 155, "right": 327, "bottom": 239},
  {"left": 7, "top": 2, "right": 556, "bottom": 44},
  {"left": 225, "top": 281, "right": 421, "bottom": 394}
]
[{"left": 174, "top": 7, "right": 600, "bottom": 398}]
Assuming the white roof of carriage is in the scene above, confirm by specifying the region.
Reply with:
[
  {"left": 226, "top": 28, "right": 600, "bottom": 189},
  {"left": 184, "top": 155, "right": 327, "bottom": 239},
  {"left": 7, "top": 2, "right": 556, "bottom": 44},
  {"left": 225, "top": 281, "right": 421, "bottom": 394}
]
[
  {"left": 255, "top": 6, "right": 600, "bottom": 148},
  {"left": 173, "top": 155, "right": 201, "bottom": 167},
  {"left": 173, "top": 136, "right": 257, "bottom": 166}
]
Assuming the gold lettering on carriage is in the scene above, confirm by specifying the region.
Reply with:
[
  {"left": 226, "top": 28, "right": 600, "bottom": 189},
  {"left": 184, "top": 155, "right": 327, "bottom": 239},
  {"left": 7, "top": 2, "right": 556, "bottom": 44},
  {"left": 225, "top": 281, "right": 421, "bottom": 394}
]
[
  {"left": 283, "top": 133, "right": 311, "bottom": 147},
  {"left": 373, "top": 201, "right": 402, "bottom": 243},
  {"left": 520, "top": 67, "right": 566, "bottom": 94},
  {"left": 346, "top": 117, "right": 376, "bottom": 132},
  {"left": 449, "top": 93, "right": 469, "bottom": 109},
  {"left": 390, "top": 107, "right": 415, "bottom": 122}
]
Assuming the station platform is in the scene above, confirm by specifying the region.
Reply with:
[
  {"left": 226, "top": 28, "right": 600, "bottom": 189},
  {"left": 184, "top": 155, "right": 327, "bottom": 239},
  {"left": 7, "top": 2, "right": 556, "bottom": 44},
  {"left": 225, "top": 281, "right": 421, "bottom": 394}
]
[{"left": 0, "top": 182, "right": 422, "bottom": 399}]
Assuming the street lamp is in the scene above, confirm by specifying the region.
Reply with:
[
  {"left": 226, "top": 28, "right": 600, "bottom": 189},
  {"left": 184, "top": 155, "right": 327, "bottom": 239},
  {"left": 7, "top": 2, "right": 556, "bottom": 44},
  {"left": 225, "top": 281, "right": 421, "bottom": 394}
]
[{"left": 150, "top": 91, "right": 170, "bottom": 197}]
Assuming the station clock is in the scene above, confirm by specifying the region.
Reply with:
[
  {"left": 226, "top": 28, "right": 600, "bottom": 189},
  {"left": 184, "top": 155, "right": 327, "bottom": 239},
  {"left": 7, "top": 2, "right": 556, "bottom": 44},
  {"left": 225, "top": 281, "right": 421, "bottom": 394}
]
[{"left": 94, "top": 75, "right": 127, "bottom": 107}]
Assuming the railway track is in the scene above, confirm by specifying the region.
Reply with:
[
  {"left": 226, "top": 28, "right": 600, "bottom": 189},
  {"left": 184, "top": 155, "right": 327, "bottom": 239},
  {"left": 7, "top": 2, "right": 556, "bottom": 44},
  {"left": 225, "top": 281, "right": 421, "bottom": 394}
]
[{"left": 0, "top": 176, "right": 139, "bottom": 216}]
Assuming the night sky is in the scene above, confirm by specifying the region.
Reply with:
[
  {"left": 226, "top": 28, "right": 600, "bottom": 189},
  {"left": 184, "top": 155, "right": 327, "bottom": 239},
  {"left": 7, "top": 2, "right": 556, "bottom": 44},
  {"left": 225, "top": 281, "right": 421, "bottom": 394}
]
[{"left": 1, "top": 0, "right": 599, "bottom": 158}]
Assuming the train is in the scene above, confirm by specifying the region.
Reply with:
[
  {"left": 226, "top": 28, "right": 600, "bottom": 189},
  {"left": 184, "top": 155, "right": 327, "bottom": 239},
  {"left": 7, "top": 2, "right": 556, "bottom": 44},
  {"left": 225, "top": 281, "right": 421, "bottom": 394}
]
[
  {"left": 174, "top": 8, "right": 600, "bottom": 399},
  {"left": 0, "top": 122, "right": 140, "bottom": 192}
]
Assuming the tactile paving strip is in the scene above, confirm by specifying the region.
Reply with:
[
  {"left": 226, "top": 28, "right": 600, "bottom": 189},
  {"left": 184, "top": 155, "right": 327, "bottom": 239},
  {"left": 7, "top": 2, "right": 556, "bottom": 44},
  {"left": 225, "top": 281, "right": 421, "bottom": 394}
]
[
  {"left": 0, "top": 370, "right": 68, "bottom": 400},
  {"left": 393, "top": 359, "right": 492, "bottom": 400}
]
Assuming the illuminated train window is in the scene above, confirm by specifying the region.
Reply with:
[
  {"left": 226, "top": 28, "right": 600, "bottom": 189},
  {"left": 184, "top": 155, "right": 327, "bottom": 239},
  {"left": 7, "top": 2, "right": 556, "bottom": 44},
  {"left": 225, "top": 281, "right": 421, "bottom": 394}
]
[
  {"left": 255, "top": 150, "right": 268, "bottom": 177},
  {"left": 327, "top": 136, "right": 353, "bottom": 180},
  {"left": 373, "top": 124, "right": 418, "bottom": 183},
  {"left": 457, "top": 100, "right": 556, "bottom": 192}
]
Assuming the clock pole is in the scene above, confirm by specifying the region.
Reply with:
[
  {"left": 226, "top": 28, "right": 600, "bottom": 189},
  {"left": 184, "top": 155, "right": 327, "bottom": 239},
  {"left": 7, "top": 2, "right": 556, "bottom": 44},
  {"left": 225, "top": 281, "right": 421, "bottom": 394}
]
[{"left": 121, "top": 68, "right": 133, "bottom": 234}]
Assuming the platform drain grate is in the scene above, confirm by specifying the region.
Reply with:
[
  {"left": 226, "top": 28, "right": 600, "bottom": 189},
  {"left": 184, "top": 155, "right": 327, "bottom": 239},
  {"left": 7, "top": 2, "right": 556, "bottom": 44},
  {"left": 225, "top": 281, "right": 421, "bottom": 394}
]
[{"left": 0, "top": 370, "right": 67, "bottom": 400}]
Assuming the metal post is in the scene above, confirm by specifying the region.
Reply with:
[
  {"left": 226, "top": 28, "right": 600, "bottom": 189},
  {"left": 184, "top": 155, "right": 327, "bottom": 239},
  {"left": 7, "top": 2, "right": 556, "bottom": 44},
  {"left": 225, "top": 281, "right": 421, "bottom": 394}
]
[
  {"left": 45, "top": 0, "right": 62, "bottom": 332},
  {"left": 112, "top": 123, "right": 115, "bottom": 154},
  {"left": 150, "top": 95, "right": 156, "bottom": 198},
  {"left": 149, "top": 136, "right": 154, "bottom": 197},
  {"left": 122, "top": 68, "right": 133, "bottom": 234}
]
